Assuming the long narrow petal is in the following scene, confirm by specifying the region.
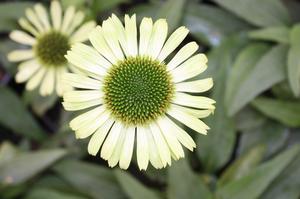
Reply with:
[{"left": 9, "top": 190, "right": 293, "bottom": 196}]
[
  {"left": 26, "top": 67, "right": 46, "bottom": 90},
  {"left": 145, "top": 126, "right": 164, "bottom": 169},
  {"left": 119, "top": 126, "right": 135, "bottom": 169},
  {"left": 124, "top": 14, "right": 138, "bottom": 56},
  {"left": 171, "top": 104, "right": 213, "bottom": 119},
  {"left": 149, "top": 123, "right": 171, "bottom": 167},
  {"left": 63, "top": 90, "right": 103, "bottom": 103},
  {"left": 88, "top": 118, "right": 114, "bottom": 155},
  {"left": 175, "top": 78, "right": 213, "bottom": 93},
  {"left": 40, "top": 68, "right": 55, "bottom": 96},
  {"left": 101, "top": 19, "right": 124, "bottom": 60},
  {"left": 89, "top": 26, "right": 118, "bottom": 64},
  {"left": 9, "top": 31, "right": 36, "bottom": 46},
  {"left": 171, "top": 54, "right": 208, "bottom": 83},
  {"left": 167, "top": 104, "right": 210, "bottom": 135},
  {"left": 145, "top": 19, "right": 168, "bottom": 59},
  {"left": 70, "top": 21, "right": 96, "bottom": 43},
  {"left": 108, "top": 127, "right": 126, "bottom": 167},
  {"left": 25, "top": 8, "right": 44, "bottom": 33},
  {"left": 18, "top": 18, "right": 39, "bottom": 36},
  {"left": 111, "top": 14, "right": 128, "bottom": 56},
  {"left": 51, "top": 0, "right": 62, "bottom": 30},
  {"left": 136, "top": 126, "right": 150, "bottom": 170},
  {"left": 15, "top": 59, "right": 40, "bottom": 83},
  {"left": 66, "top": 11, "right": 84, "bottom": 35},
  {"left": 63, "top": 73, "right": 102, "bottom": 90},
  {"left": 101, "top": 121, "right": 123, "bottom": 160},
  {"left": 158, "top": 26, "right": 189, "bottom": 62},
  {"left": 62, "top": 99, "right": 102, "bottom": 111},
  {"left": 7, "top": 50, "right": 34, "bottom": 62},
  {"left": 61, "top": 6, "right": 75, "bottom": 32},
  {"left": 167, "top": 42, "right": 198, "bottom": 71},
  {"left": 56, "top": 67, "right": 70, "bottom": 96},
  {"left": 69, "top": 106, "right": 103, "bottom": 130},
  {"left": 157, "top": 118, "right": 184, "bottom": 160},
  {"left": 173, "top": 92, "right": 215, "bottom": 109},
  {"left": 34, "top": 4, "right": 51, "bottom": 31},
  {"left": 139, "top": 17, "right": 153, "bottom": 56}
]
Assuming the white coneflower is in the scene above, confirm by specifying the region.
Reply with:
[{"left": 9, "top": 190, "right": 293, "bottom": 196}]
[
  {"left": 63, "top": 14, "right": 215, "bottom": 170},
  {"left": 7, "top": 0, "right": 96, "bottom": 96}
]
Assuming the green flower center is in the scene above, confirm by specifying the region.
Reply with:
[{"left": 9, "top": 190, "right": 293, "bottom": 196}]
[
  {"left": 103, "top": 56, "right": 175, "bottom": 126},
  {"left": 35, "top": 31, "right": 70, "bottom": 67}
]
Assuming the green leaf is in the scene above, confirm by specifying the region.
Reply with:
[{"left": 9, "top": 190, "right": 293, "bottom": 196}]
[
  {"left": 213, "top": 0, "right": 290, "bottom": 27},
  {"left": 0, "top": 149, "right": 66, "bottom": 185},
  {"left": 196, "top": 37, "right": 245, "bottom": 172},
  {"left": 53, "top": 160, "right": 125, "bottom": 199},
  {"left": 218, "top": 145, "right": 266, "bottom": 187},
  {"left": 239, "top": 120, "right": 289, "bottom": 158},
  {"left": 260, "top": 151, "right": 300, "bottom": 199},
  {"left": 92, "top": 0, "right": 129, "bottom": 13},
  {"left": 225, "top": 43, "right": 270, "bottom": 111},
  {"left": 61, "top": 0, "right": 85, "bottom": 9},
  {"left": 252, "top": 97, "right": 300, "bottom": 127},
  {"left": 272, "top": 81, "right": 297, "bottom": 100},
  {"left": 0, "top": 86, "right": 45, "bottom": 140},
  {"left": 235, "top": 107, "right": 267, "bottom": 131},
  {"left": 0, "top": 142, "right": 18, "bottom": 166},
  {"left": 216, "top": 145, "right": 300, "bottom": 199},
  {"left": 0, "top": 2, "right": 34, "bottom": 32},
  {"left": 227, "top": 44, "right": 288, "bottom": 115},
  {"left": 183, "top": 2, "right": 250, "bottom": 46},
  {"left": 248, "top": 26, "right": 290, "bottom": 43},
  {"left": 155, "top": 0, "right": 186, "bottom": 31},
  {"left": 287, "top": 24, "right": 300, "bottom": 97},
  {"left": 115, "top": 170, "right": 161, "bottom": 199},
  {"left": 25, "top": 188, "right": 88, "bottom": 199},
  {"left": 167, "top": 159, "right": 213, "bottom": 199}
]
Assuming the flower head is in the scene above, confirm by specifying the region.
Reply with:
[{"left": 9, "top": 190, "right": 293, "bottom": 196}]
[
  {"left": 63, "top": 14, "right": 215, "bottom": 170},
  {"left": 8, "top": 0, "right": 96, "bottom": 96}
]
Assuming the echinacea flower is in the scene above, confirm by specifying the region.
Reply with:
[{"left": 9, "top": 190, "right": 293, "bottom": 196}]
[
  {"left": 63, "top": 14, "right": 215, "bottom": 170},
  {"left": 7, "top": 0, "right": 96, "bottom": 96}
]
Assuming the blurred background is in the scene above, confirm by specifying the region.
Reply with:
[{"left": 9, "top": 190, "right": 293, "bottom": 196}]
[{"left": 1, "top": 0, "right": 300, "bottom": 198}]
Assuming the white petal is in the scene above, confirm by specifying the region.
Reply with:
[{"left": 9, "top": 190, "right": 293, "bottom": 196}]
[
  {"left": 172, "top": 104, "right": 213, "bottom": 119},
  {"left": 101, "top": 121, "right": 123, "bottom": 160},
  {"left": 55, "top": 67, "right": 69, "bottom": 96},
  {"left": 145, "top": 126, "right": 164, "bottom": 169},
  {"left": 70, "top": 21, "right": 96, "bottom": 43},
  {"left": 108, "top": 127, "right": 126, "bottom": 168},
  {"left": 149, "top": 122, "right": 171, "bottom": 167},
  {"left": 9, "top": 30, "right": 36, "bottom": 46},
  {"left": 18, "top": 18, "right": 39, "bottom": 36},
  {"left": 110, "top": 14, "right": 128, "bottom": 56},
  {"left": 75, "top": 110, "right": 110, "bottom": 139},
  {"left": 7, "top": 49, "right": 34, "bottom": 62},
  {"left": 88, "top": 118, "right": 114, "bottom": 155},
  {"left": 124, "top": 14, "right": 138, "bottom": 56},
  {"left": 168, "top": 104, "right": 210, "bottom": 135},
  {"left": 26, "top": 67, "right": 46, "bottom": 90},
  {"left": 25, "top": 8, "right": 44, "bottom": 33},
  {"left": 89, "top": 26, "right": 118, "bottom": 64},
  {"left": 136, "top": 126, "right": 150, "bottom": 170},
  {"left": 173, "top": 92, "right": 215, "bottom": 109},
  {"left": 158, "top": 26, "right": 189, "bottom": 62},
  {"left": 40, "top": 68, "right": 55, "bottom": 96},
  {"left": 65, "top": 50, "right": 107, "bottom": 77},
  {"left": 51, "top": 0, "right": 62, "bottom": 30},
  {"left": 119, "top": 126, "right": 135, "bottom": 169},
  {"left": 70, "top": 106, "right": 104, "bottom": 130},
  {"left": 71, "top": 43, "right": 112, "bottom": 69},
  {"left": 171, "top": 54, "right": 208, "bottom": 83},
  {"left": 34, "top": 4, "right": 51, "bottom": 31},
  {"left": 157, "top": 118, "right": 184, "bottom": 160},
  {"left": 139, "top": 17, "right": 153, "bottom": 56},
  {"left": 101, "top": 19, "right": 124, "bottom": 60},
  {"left": 15, "top": 59, "right": 40, "bottom": 83},
  {"left": 160, "top": 116, "right": 196, "bottom": 151},
  {"left": 63, "top": 73, "right": 102, "bottom": 90},
  {"left": 167, "top": 42, "right": 198, "bottom": 71},
  {"left": 61, "top": 6, "right": 75, "bottom": 32},
  {"left": 62, "top": 99, "right": 102, "bottom": 111},
  {"left": 66, "top": 11, "right": 84, "bottom": 35},
  {"left": 175, "top": 78, "right": 213, "bottom": 93},
  {"left": 145, "top": 19, "right": 168, "bottom": 59},
  {"left": 63, "top": 90, "right": 103, "bottom": 103}
]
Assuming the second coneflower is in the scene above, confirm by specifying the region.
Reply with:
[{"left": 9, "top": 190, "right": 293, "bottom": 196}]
[
  {"left": 63, "top": 14, "right": 215, "bottom": 170},
  {"left": 8, "top": 0, "right": 96, "bottom": 96}
]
